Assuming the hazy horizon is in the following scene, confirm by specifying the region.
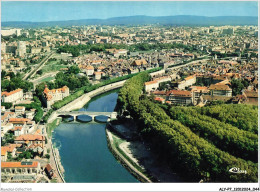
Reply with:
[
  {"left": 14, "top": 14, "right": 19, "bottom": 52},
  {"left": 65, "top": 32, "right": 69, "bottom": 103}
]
[{"left": 2, "top": 1, "right": 258, "bottom": 22}]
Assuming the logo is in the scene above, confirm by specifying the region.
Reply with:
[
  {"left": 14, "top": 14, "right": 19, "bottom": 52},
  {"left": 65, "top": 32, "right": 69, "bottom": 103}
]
[{"left": 229, "top": 167, "right": 247, "bottom": 174}]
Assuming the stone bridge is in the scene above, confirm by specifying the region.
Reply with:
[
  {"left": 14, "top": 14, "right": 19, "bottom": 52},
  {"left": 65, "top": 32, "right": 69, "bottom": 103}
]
[{"left": 56, "top": 111, "right": 118, "bottom": 122}]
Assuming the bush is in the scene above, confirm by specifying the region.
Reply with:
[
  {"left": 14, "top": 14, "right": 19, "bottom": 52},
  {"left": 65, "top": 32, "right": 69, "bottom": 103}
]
[
  {"left": 45, "top": 154, "right": 50, "bottom": 159},
  {"left": 1, "top": 102, "right": 12, "bottom": 109}
]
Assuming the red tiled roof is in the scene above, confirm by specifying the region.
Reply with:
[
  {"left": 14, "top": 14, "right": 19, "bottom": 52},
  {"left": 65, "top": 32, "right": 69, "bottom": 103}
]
[
  {"left": 1, "top": 89, "right": 22, "bottom": 97},
  {"left": 1, "top": 161, "right": 39, "bottom": 168},
  {"left": 166, "top": 90, "right": 192, "bottom": 97},
  {"left": 154, "top": 97, "right": 165, "bottom": 102},
  {"left": 9, "top": 118, "right": 30, "bottom": 123},
  {"left": 15, "top": 134, "right": 45, "bottom": 141},
  {"left": 145, "top": 81, "right": 158, "bottom": 85},
  {"left": 46, "top": 164, "right": 53, "bottom": 172},
  {"left": 244, "top": 90, "right": 258, "bottom": 98},
  {"left": 209, "top": 84, "right": 231, "bottom": 91},
  {"left": 153, "top": 91, "right": 167, "bottom": 95}
]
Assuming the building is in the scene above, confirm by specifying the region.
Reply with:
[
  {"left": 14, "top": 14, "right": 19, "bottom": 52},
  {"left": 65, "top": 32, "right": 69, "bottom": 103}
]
[
  {"left": 208, "top": 84, "right": 232, "bottom": 97},
  {"left": 1, "top": 89, "right": 23, "bottom": 103},
  {"left": 42, "top": 85, "right": 69, "bottom": 109},
  {"left": 1, "top": 148, "right": 8, "bottom": 162},
  {"left": 166, "top": 90, "right": 193, "bottom": 105},
  {"left": 132, "top": 59, "right": 148, "bottom": 67},
  {"left": 188, "top": 86, "right": 210, "bottom": 105},
  {"left": 12, "top": 126, "right": 26, "bottom": 136},
  {"left": 154, "top": 97, "right": 165, "bottom": 103},
  {"left": 145, "top": 81, "right": 159, "bottom": 93},
  {"left": 1, "top": 28, "right": 21, "bottom": 36},
  {"left": 178, "top": 75, "right": 196, "bottom": 90},
  {"left": 153, "top": 76, "right": 171, "bottom": 84},
  {"left": 85, "top": 66, "right": 94, "bottom": 76},
  {"left": 45, "top": 164, "right": 55, "bottom": 179},
  {"left": 31, "top": 47, "right": 42, "bottom": 54},
  {"left": 243, "top": 90, "right": 258, "bottom": 105},
  {"left": 1, "top": 161, "right": 41, "bottom": 175},
  {"left": 222, "top": 28, "right": 234, "bottom": 35},
  {"left": 94, "top": 72, "right": 103, "bottom": 80},
  {"left": 14, "top": 134, "right": 45, "bottom": 148},
  {"left": 15, "top": 106, "right": 26, "bottom": 115},
  {"left": 1, "top": 144, "right": 20, "bottom": 160},
  {"left": 16, "top": 41, "right": 26, "bottom": 57},
  {"left": 1, "top": 123, "right": 13, "bottom": 136},
  {"left": 106, "top": 49, "right": 128, "bottom": 57},
  {"left": 9, "top": 118, "right": 31, "bottom": 126}
]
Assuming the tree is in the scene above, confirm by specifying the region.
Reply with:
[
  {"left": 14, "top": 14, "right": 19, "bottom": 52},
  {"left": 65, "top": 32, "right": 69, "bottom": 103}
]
[
  {"left": 1, "top": 70, "right": 6, "bottom": 80},
  {"left": 35, "top": 82, "right": 46, "bottom": 97},
  {"left": 37, "top": 70, "right": 43, "bottom": 75},
  {"left": 67, "top": 66, "right": 80, "bottom": 74},
  {"left": 71, "top": 49, "right": 80, "bottom": 57},
  {"left": 231, "top": 78, "right": 245, "bottom": 96}
]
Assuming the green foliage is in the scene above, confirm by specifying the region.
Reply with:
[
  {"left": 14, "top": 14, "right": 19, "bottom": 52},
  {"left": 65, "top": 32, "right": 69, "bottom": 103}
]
[
  {"left": 16, "top": 150, "right": 33, "bottom": 161},
  {"left": 1, "top": 70, "right": 33, "bottom": 92},
  {"left": 43, "top": 109, "right": 54, "bottom": 123},
  {"left": 52, "top": 90, "right": 84, "bottom": 110},
  {"left": 116, "top": 73, "right": 258, "bottom": 182},
  {"left": 168, "top": 106, "right": 258, "bottom": 162},
  {"left": 67, "top": 66, "right": 80, "bottom": 74},
  {"left": 37, "top": 70, "right": 43, "bottom": 75},
  {"left": 7, "top": 152, "right": 12, "bottom": 161},
  {"left": 1, "top": 70, "right": 6, "bottom": 80},
  {"left": 57, "top": 43, "right": 195, "bottom": 56},
  {"left": 231, "top": 78, "right": 245, "bottom": 96},
  {"left": 158, "top": 81, "right": 171, "bottom": 90},
  {"left": 1, "top": 102, "right": 12, "bottom": 109},
  {"left": 1, "top": 132, "right": 15, "bottom": 146},
  {"left": 195, "top": 104, "right": 258, "bottom": 134},
  {"left": 45, "top": 154, "right": 50, "bottom": 159},
  {"left": 35, "top": 82, "right": 46, "bottom": 97},
  {"left": 15, "top": 100, "right": 43, "bottom": 123}
]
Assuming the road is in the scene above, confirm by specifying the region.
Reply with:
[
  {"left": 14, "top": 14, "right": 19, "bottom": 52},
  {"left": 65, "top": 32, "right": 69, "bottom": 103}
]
[
  {"left": 167, "top": 58, "right": 209, "bottom": 71},
  {"left": 23, "top": 52, "right": 54, "bottom": 80},
  {"left": 29, "top": 71, "right": 58, "bottom": 88}
]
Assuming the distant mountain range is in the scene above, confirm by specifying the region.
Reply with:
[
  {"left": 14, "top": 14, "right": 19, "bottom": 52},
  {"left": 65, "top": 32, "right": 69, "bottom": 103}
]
[{"left": 2, "top": 15, "right": 258, "bottom": 28}]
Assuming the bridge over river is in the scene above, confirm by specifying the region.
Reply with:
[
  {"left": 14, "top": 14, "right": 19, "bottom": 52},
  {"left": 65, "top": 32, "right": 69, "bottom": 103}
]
[{"left": 57, "top": 111, "right": 118, "bottom": 122}]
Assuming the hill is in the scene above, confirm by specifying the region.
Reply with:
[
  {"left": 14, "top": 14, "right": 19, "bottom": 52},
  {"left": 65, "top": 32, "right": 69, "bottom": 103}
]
[{"left": 2, "top": 15, "right": 258, "bottom": 28}]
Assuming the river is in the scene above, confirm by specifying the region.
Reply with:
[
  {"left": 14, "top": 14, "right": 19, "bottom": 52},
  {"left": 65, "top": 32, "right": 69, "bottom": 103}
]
[{"left": 52, "top": 89, "right": 139, "bottom": 183}]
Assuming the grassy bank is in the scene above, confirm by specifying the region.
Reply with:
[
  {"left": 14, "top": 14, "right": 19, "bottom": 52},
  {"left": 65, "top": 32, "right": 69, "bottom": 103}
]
[{"left": 46, "top": 118, "right": 61, "bottom": 138}]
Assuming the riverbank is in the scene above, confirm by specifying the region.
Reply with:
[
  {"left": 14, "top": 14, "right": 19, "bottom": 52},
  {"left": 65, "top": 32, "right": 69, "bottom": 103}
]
[
  {"left": 106, "top": 126, "right": 152, "bottom": 183},
  {"left": 107, "top": 120, "right": 184, "bottom": 183},
  {"left": 45, "top": 118, "right": 65, "bottom": 183}
]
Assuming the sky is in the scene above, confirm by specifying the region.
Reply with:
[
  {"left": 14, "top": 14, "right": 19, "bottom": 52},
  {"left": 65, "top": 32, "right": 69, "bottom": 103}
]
[{"left": 1, "top": 1, "right": 258, "bottom": 22}]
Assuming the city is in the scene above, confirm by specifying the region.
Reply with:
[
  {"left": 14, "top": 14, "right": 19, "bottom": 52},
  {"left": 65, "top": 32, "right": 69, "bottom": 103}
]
[{"left": 1, "top": 1, "right": 258, "bottom": 190}]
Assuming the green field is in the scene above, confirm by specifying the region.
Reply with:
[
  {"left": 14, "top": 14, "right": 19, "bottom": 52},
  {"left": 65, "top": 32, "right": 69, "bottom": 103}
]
[{"left": 39, "top": 76, "right": 55, "bottom": 83}]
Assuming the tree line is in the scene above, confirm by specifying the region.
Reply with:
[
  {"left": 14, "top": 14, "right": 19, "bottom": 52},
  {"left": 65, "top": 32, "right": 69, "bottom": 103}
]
[
  {"left": 57, "top": 42, "right": 196, "bottom": 57},
  {"left": 194, "top": 104, "right": 258, "bottom": 134},
  {"left": 167, "top": 106, "right": 258, "bottom": 162}
]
